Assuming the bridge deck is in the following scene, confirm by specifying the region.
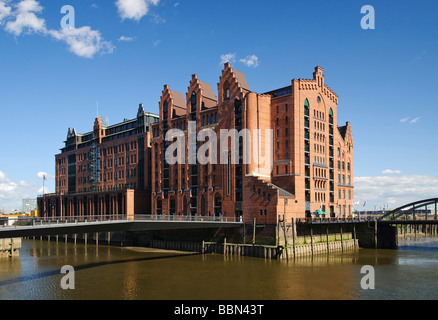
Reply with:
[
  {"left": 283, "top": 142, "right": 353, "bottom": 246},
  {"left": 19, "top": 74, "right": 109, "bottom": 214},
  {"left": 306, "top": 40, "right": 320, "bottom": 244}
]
[{"left": 0, "top": 215, "right": 243, "bottom": 239}]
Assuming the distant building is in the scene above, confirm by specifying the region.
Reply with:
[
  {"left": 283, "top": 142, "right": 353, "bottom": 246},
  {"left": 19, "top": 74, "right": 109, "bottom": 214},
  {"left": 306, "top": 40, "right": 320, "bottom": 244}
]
[
  {"left": 37, "top": 105, "right": 159, "bottom": 218},
  {"left": 22, "top": 198, "right": 37, "bottom": 213}
]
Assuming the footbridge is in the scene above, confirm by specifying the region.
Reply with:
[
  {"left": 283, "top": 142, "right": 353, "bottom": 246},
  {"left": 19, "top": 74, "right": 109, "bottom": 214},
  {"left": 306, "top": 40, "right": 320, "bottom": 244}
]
[{"left": 0, "top": 215, "right": 243, "bottom": 239}]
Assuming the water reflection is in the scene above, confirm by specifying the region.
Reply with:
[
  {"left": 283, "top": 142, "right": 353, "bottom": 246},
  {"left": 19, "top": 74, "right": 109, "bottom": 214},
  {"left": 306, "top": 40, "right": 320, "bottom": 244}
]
[{"left": 1, "top": 239, "right": 438, "bottom": 300}]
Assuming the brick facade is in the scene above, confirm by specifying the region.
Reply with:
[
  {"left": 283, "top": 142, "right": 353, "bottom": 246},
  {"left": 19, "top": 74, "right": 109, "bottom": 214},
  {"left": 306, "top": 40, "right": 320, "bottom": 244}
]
[
  {"left": 39, "top": 64, "right": 354, "bottom": 224},
  {"left": 38, "top": 105, "right": 159, "bottom": 218},
  {"left": 151, "top": 63, "right": 354, "bottom": 223}
]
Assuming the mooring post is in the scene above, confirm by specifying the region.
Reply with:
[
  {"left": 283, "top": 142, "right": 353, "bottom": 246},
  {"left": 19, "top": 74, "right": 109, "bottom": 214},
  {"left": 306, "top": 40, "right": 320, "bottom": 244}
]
[
  {"left": 340, "top": 226, "right": 344, "bottom": 252},
  {"left": 283, "top": 215, "right": 288, "bottom": 260},
  {"left": 326, "top": 226, "right": 330, "bottom": 254},
  {"left": 291, "top": 218, "right": 296, "bottom": 258},
  {"left": 310, "top": 226, "right": 314, "bottom": 256},
  {"left": 253, "top": 217, "right": 256, "bottom": 245}
]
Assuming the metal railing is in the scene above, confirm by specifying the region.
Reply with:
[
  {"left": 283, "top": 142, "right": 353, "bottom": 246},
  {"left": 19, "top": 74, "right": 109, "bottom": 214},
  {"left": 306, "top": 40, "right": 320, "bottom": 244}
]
[
  {"left": 295, "top": 217, "right": 375, "bottom": 224},
  {"left": 1, "top": 214, "right": 239, "bottom": 229}
]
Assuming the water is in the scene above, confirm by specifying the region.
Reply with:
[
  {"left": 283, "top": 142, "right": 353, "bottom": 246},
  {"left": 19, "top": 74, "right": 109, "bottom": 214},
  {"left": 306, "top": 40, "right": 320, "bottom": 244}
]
[{"left": 1, "top": 238, "right": 438, "bottom": 300}]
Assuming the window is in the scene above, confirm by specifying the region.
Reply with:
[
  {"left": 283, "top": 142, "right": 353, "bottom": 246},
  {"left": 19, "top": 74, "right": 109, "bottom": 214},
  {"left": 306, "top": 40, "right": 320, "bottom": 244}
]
[
  {"left": 163, "top": 101, "right": 168, "bottom": 119},
  {"left": 223, "top": 81, "right": 230, "bottom": 101},
  {"left": 191, "top": 92, "right": 197, "bottom": 113}
]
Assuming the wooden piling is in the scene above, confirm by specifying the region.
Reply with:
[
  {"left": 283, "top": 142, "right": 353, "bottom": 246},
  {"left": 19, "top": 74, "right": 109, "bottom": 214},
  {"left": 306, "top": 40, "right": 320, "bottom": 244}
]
[{"left": 291, "top": 218, "right": 296, "bottom": 258}]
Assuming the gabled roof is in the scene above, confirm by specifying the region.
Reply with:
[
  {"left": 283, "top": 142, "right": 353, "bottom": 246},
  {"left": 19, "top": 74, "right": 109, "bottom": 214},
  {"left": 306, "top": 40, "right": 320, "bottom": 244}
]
[
  {"left": 169, "top": 90, "right": 186, "bottom": 109},
  {"left": 338, "top": 126, "right": 347, "bottom": 140},
  {"left": 199, "top": 80, "right": 217, "bottom": 102},
  {"left": 232, "top": 68, "right": 250, "bottom": 91},
  {"left": 269, "top": 183, "right": 294, "bottom": 197}
]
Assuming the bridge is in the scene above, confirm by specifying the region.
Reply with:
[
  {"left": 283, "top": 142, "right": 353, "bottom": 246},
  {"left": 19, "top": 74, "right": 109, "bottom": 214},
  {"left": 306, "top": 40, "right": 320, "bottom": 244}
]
[
  {"left": 378, "top": 198, "right": 438, "bottom": 223},
  {"left": 0, "top": 215, "right": 243, "bottom": 240}
]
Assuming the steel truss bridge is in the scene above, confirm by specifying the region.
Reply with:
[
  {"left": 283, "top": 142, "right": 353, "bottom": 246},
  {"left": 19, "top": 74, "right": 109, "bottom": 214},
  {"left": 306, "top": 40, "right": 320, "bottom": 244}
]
[{"left": 378, "top": 198, "right": 438, "bottom": 224}]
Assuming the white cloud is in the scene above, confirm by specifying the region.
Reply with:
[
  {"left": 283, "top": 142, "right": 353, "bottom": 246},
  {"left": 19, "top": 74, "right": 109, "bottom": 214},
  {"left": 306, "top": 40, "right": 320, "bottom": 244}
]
[
  {"left": 48, "top": 26, "right": 115, "bottom": 59},
  {"left": 5, "top": 0, "right": 46, "bottom": 36},
  {"left": 354, "top": 174, "right": 438, "bottom": 210},
  {"left": 410, "top": 117, "right": 421, "bottom": 124},
  {"left": 152, "top": 39, "right": 161, "bottom": 47},
  {"left": 240, "top": 55, "right": 259, "bottom": 68},
  {"left": 0, "top": 170, "right": 38, "bottom": 210},
  {"left": 37, "top": 186, "right": 50, "bottom": 194},
  {"left": 0, "top": 1, "right": 12, "bottom": 23},
  {"left": 118, "top": 35, "right": 136, "bottom": 41},
  {"left": 115, "top": 0, "right": 159, "bottom": 21},
  {"left": 36, "top": 171, "right": 54, "bottom": 179},
  {"left": 381, "top": 169, "right": 401, "bottom": 175},
  {"left": 0, "top": 0, "right": 114, "bottom": 58},
  {"left": 220, "top": 53, "right": 236, "bottom": 64},
  {"left": 400, "top": 116, "right": 421, "bottom": 124}
]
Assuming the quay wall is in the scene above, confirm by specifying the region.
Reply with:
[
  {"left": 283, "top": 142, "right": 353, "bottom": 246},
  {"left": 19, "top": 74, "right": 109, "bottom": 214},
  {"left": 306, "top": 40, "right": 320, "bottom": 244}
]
[
  {"left": 0, "top": 238, "right": 21, "bottom": 258},
  {"left": 147, "top": 238, "right": 359, "bottom": 260}
]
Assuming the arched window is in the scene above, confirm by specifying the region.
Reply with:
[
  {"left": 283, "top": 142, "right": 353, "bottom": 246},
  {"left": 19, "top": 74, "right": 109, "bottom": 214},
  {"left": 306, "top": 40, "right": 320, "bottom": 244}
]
[
  {"left": 191, "top": 92, "right": 197, "bottom": 113},
  {"left": 163, "top": 101, "right": 168, "bottom": 120},
  {"left": 223, "top": 81, "right": 230, "bottom": 101},
  {"left": 304, "top": 99, "right": 310, "bottom": 115}
]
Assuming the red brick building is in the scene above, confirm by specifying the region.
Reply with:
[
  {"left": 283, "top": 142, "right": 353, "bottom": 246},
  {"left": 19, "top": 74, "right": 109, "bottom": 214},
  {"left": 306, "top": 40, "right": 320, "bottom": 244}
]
[
  {"left": 38, "top": 64, "right": 354, "bottom": 224},
  {"left": 151, "top": 64, "right": 354, "bottom": 223},
  {"left": 37, "top": 105, "right": 159, "bottom": 219}
]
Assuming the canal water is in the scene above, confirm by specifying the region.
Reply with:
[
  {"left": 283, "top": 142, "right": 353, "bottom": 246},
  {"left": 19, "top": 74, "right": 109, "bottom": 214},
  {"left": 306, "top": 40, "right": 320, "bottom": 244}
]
[{"left": 1, "top": 237, "right": 438, "bottom": 300}]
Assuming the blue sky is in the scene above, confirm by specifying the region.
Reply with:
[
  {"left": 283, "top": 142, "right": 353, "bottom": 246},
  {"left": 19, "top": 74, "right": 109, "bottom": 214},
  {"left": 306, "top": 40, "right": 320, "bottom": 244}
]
[{"left": 0, "top": 0, "right": 437, "bottom": 211}]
